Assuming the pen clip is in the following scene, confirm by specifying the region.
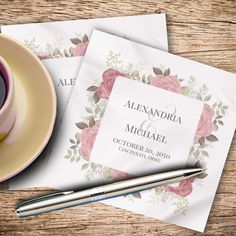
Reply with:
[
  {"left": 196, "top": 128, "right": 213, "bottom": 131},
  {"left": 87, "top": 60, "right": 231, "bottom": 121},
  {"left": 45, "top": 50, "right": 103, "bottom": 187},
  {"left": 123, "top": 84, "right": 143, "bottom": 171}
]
[{"left": 18, "top": 191, "right": 74, "bottom": 206}]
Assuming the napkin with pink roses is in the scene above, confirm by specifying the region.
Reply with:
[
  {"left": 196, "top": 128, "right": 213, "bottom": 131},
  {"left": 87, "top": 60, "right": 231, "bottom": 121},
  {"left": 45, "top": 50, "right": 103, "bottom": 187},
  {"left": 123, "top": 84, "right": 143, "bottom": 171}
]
[
  {"left": 1, "top": 14, "right": 168, "bottom": 190},
  {"left": 42, "top": 30, "right": 236, "bottom": 232}
]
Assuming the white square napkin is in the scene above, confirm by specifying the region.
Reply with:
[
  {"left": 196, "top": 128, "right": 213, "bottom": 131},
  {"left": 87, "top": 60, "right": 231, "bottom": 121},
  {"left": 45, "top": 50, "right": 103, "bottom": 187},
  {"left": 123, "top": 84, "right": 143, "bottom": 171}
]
[
  {"left": 1, "top": 14, "right": 168, "bottom": 189},
  {"left": 43, "top": 30, "right": 236, "bottom": 232}
]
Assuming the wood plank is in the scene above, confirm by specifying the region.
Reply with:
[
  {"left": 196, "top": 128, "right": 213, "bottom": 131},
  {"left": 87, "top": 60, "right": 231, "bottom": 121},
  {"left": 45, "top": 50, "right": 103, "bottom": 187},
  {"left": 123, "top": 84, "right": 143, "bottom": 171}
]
[
  {"left": 0, "top": 0, "right": 235, "bottom": 24},
  {"left": 168, "top": 22, "right": 236, "bottom": 53}
]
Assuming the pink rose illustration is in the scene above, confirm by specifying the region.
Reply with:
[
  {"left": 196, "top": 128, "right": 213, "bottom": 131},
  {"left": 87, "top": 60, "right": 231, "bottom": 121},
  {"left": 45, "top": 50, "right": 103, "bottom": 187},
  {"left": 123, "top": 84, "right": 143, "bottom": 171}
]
[
  {"left": 79, "top": 123, "right": 99, "bottom": 160},
  {"left": 150, "top": 75, "right": 181, "bottom": 93},
  {"left": 111, "top": 169, "right": 133, "bottom": 180},
  {"left": 195, "top": 105, "right": 214, "bottom": 142},
  {"left": 165, "top": 178, "right": 194, "bottom": 197},
  {"left": 73, "top": 41, "right": 89, "bottom": 56},
  {"left": 98, "top": 69, "right": 128, "bottom": 99}
]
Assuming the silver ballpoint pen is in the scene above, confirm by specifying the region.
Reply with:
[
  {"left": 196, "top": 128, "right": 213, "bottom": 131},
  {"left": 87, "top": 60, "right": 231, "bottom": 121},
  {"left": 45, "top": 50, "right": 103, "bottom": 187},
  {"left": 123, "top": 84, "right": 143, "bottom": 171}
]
[{"left": 15, "top": 168, "right": 203, "bottom": 218}]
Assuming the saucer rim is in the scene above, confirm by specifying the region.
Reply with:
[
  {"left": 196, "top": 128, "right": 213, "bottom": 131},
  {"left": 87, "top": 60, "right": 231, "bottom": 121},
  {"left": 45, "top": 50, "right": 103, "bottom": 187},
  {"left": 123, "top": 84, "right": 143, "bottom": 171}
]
[{"left": 0, "top": 34, "right": 57, "bottom": 183}]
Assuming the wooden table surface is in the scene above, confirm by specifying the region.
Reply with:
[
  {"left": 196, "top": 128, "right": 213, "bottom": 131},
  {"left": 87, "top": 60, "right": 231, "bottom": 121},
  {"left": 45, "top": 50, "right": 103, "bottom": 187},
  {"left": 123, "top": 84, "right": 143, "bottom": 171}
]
[{"left": 0, "top": 0, "right": 235, "bottom": 235}]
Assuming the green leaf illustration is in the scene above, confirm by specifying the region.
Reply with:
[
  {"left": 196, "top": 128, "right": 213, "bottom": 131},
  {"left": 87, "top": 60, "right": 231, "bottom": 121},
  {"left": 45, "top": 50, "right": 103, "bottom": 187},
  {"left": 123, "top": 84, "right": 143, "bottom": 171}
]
[
  {"left": 91, "top": 162, "right": 96, "bottom": 170},
  {"left": 93, "top": 91, "right": 100, "bottom": 104},
  {"left": 163, "top": 68, "right": 170, "bottom": 76},
  {"left": 201, "top": 151, "right": 209, "bottom": 157},
  {"left": 196, "top": 94, "right": 202, "bottom": 101},
  {"left": 206, "top": 135, "right": 218, "bottom": 142},
  {"left": 216, "top": 115, "right": 223, "bottom": 119},
  {"left": 181, "top": 86, "right": 188, "bottom": 95},
  {"left": 147, "top": 75, "right": 153, "bottom": 82},
  {"left": 222, "top": 106, "right": 229, "bottom": 110},
  {"left": 82, "top": 34, "right": 89, "bottom": 43},
  {"left": 75, "top": 132, "right": 80, "bottom": 140},
  {"left": 131, "top": 70, "right": 140, "bottom": 78},
  {"left": 199, "top": 137, "right": 205, "bottom": 146},
  {"left": 70, "top": 38, "right": 81, "bottom": 45},
  {"left": 53, "top": 48, "right": 60, "bottom": 56},
  {"left": 76, "top": 122, "right": 88, "bottom": 129},
  {"left": 69, "top": 47, "right": 74, "bottom": 55},
  {"left": 85, "top": 107, "right": 93, "bottom": 113},
  {"left": 204, "top": 95, "right": 211, "bottom": 101},
  {"left": 64, "top": 49, "right": 69, "bottom": 57},
  {"left": 153, "top": 67, "right": 162, "bottom": 75},
  {"left": 70, "top": 139, "right": 75, "bottom": 144},
  {"left": 89, "top": 117, "right": 95, "bottom": 127},
  {"left": 95, "top": 107, "right": 100, "bottom": 114},
  {"left": 194, "top": 160, "right": 201, "bottom": 168},
  {"left": 82, "top": 163, "right": 89, "bottom": 170},
  {"left": 87, "top": 86, "right": 98, "bottom": 92}
]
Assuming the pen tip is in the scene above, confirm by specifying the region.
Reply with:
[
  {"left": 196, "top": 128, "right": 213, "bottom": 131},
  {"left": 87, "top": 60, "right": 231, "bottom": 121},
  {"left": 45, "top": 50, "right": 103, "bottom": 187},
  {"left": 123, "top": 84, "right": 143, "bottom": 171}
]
[
  {"left": 15, "top": 208, "right": 20, "bottom": 218},
  {"left": 184, "top": 167, "right": 205, "bottom": 178}
]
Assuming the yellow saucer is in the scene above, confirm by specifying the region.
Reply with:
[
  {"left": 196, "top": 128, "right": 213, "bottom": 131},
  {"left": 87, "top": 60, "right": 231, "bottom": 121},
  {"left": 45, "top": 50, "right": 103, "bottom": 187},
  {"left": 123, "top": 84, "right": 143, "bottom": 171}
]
[{"left": 0, "top": 35, "right": 56, "bottom": 182}]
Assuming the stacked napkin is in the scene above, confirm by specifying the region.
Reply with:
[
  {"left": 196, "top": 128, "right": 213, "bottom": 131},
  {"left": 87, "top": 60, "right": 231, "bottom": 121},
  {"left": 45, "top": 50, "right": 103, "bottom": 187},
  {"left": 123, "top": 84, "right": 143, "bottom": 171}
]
[{"left": 2, "top": 14, "right": 236, "bottom": 232}]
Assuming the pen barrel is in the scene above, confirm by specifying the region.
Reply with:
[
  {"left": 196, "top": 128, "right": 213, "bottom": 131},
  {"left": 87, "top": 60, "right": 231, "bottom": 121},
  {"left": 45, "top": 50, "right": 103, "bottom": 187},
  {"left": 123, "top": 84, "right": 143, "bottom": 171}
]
[
  {"left": 16, "top": 189, "right": 95, "bottom": 217},
  {"left": 16, "top": 168, "right": 202, "bottom": 217}
]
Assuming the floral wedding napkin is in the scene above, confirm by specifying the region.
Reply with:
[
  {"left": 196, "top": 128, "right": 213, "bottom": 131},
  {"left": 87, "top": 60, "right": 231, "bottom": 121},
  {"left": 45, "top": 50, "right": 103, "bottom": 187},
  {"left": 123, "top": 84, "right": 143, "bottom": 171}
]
[
  {"left": 2, "top": 14, "right": 236, "bottom": 232},
  {"left": 1, "top": 14, "right": 168, "bottom": 189},
  {"left": 42, "top": 30, "right": 236, "bottom": 232}
]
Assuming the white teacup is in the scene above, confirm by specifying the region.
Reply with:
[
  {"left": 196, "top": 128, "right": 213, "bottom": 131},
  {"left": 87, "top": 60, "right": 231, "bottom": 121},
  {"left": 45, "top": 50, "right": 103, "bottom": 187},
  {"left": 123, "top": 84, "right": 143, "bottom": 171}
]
[{"left": 0, "top": 57, "right": 16, "bottom": 141}]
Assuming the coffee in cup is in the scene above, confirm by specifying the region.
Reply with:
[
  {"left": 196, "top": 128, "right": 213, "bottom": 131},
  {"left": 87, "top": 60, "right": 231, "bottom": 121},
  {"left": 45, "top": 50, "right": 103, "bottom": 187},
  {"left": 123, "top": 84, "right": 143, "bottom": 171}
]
[{"left": 0, "top": 73, "right": 6, "bottom": 109}]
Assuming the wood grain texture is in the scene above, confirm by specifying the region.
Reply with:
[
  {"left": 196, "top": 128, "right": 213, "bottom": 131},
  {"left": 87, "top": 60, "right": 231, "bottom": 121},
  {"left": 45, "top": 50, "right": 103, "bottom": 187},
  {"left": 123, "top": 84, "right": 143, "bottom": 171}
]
[{"left": 0, "top": 0, "right": 235, "bottom": 235}]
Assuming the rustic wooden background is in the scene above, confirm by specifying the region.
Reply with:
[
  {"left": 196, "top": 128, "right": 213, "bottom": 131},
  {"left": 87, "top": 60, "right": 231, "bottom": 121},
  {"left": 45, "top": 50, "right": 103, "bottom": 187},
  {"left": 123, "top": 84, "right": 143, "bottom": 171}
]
[{"left": 0, "top": 0, "right": 235, "bottom": 235}]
